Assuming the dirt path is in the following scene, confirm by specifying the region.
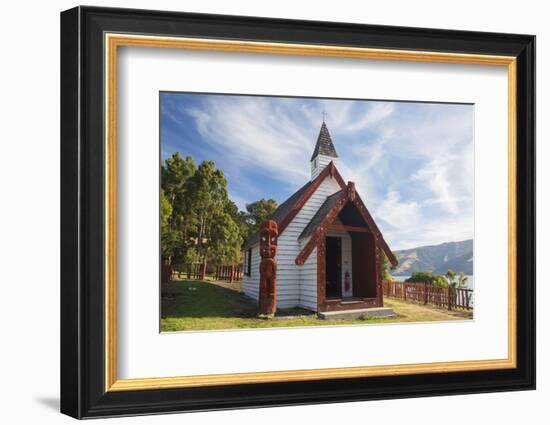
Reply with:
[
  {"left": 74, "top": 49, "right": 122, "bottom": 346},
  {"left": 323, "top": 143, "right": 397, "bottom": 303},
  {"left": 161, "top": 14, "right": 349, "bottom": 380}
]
[{"left": 208, "top": 278, "right": 242, "bottom": 293}]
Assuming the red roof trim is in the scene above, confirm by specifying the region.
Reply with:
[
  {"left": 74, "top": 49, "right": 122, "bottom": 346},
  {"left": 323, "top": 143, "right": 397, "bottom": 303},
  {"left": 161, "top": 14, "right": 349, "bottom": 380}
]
[
  {"left": 295, "top": 182, "right": 398, "bottom": 267},
  {"left": 277, "top": 161, "right": 346, "bottom": 234},
  {"left": 352, "top": 191, "right": 398, "bottom": 266},
  {"left": 295, "top": 190, "right": 348, "bottom": 265}
]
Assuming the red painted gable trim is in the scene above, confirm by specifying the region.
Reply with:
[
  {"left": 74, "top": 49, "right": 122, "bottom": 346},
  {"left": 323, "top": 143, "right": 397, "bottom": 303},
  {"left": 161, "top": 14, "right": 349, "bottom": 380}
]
[
  {"left": 295, "top": 190, "right": 348, "bottom": 266},
  {"left": 277, "top": 161, "right": 346, "bottom": 235},
  {"left": 294, "top": 182, "right": 398, "bottom": 267},
  {"left": 352, "top": 191, "right": 398, "bottom": 266}
]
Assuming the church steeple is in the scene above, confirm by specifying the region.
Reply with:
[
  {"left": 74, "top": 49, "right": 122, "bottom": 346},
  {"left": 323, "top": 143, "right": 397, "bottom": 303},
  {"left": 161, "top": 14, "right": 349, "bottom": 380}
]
[{"left": 310, "top": 121, "right": 338, "bottom": 180}]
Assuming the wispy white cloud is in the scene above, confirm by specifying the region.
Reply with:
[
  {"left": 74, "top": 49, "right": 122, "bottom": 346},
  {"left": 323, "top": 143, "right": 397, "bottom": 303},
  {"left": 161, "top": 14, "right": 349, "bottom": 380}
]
[
  {"left": 340, "top": 103, "right": 395, "bottom": 133},
  {"left": 184, "top": 97, "right": 312, "bottom": 188},
  {"left": 163, "top": 94, "right": 474, "bottom": 249},
  {"left": 374, "top": 190, "right": 421, "bottom": 229},
  {"left": 412, "top": 156, "right": 460, "bottom": 214}
]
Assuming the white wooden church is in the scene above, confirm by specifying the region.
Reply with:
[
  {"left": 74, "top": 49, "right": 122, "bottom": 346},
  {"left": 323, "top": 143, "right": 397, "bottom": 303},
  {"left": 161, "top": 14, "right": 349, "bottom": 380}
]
[{"left": 242, "top": 122, "right": 398, "bottom": 314}]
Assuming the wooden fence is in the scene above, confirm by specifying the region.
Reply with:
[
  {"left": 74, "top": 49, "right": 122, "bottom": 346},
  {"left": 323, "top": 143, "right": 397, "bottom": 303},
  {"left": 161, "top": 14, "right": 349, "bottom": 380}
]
[
  {"left": 382, "top": 280, "right": 473, "bottom": 311},
  {"left": 215, "top": 264, "right": 243, "bottom": 282},
  {"left": 179, "top": 263, "right": 243, "bottom": 282},
  {"left": 185, "top": 263, "right": 207, "bottom": 280}
]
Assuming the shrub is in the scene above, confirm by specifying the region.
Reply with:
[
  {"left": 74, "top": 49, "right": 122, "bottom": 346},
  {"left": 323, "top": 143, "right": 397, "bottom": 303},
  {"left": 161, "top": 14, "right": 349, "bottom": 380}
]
[{"left": 405, "top": 271, "right": 448, "bottom": 287}]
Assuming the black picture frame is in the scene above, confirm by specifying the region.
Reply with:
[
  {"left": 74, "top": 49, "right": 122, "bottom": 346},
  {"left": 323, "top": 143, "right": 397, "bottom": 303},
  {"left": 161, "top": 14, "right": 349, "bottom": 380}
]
[{"left": 61, "top": 5, "right": 535, "bottom": 419}]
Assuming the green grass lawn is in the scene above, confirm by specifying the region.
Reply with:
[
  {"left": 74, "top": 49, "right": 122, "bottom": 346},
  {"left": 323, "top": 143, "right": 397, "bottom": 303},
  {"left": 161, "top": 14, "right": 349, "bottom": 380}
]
[{"left": 161, "top": 279, "right": 473, "bottom": 332}]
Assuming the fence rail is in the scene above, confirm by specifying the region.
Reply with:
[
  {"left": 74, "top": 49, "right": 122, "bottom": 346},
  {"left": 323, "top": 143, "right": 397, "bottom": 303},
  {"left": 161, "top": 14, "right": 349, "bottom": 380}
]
[{"left": 382, "top": 280, "right": 473, "bottom": 311}]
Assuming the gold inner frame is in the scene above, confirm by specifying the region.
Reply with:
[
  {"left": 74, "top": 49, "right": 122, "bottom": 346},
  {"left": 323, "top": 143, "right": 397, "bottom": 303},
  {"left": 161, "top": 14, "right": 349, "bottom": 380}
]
[{"left": 104, "top": 33, "right": 517, "bottom": 392}]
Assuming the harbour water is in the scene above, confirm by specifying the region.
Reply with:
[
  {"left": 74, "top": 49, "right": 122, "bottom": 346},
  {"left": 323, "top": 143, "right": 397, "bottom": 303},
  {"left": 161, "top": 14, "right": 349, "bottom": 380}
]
[{"left": 390, "top": 274, "right": 474, "bottom": 290}]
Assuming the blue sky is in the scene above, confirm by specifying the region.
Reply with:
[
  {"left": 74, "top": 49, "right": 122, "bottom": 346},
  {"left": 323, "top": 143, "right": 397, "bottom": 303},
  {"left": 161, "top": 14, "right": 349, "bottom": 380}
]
[{"left": 160, "top": 92, "right": 474, "bottom": 250}]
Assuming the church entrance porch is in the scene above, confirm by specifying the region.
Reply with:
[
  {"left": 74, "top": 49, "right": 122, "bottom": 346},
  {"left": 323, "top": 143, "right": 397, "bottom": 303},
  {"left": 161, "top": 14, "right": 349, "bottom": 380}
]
[
  {"left": 295, "top": 180, "right": 399, "bottom": 314},
  {"left": 318, "top": 230, "right": 382, "bottom": 313}
]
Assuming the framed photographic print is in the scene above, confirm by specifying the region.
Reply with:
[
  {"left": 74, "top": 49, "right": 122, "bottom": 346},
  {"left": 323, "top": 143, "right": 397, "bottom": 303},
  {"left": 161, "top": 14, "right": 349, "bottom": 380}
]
[{"left": 60, "top": 6, "right": 535, "bottom": 419}]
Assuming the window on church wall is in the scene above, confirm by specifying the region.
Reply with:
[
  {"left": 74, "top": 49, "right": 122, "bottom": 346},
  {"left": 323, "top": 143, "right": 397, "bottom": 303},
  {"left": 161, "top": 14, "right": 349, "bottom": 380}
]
[{"left": 244, "top": 248, "right": 252, "bottom": 276}]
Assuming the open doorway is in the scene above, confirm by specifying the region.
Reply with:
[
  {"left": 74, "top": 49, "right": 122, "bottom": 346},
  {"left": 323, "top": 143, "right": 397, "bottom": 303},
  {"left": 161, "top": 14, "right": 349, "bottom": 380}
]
[{"left": 325, "top": 236, "right": 342, "bottom": 298}]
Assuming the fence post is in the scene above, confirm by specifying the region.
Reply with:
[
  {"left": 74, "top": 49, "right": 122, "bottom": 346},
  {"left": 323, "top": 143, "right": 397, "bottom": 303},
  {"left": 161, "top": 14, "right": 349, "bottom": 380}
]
[
  {"left": 424, "top": 282, "right": 428, "bottom": 305},
  {"left": 403, "top": 282, "right": 407, "bottom": 301},
  {"left": 447, "top": 286, "right": 452, "bottom": 310}
]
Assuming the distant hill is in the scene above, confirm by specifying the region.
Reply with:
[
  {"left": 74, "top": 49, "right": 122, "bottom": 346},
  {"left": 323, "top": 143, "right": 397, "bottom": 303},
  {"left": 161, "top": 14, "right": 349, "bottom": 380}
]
[{"left": 391, "top": 239, "right": 473, "bottom": 276}]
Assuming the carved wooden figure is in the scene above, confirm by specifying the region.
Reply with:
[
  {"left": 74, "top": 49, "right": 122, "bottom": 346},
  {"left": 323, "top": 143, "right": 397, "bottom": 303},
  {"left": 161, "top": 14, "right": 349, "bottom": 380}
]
[{"left": 259, "top": 220, "right": 278, "bottom": 316}]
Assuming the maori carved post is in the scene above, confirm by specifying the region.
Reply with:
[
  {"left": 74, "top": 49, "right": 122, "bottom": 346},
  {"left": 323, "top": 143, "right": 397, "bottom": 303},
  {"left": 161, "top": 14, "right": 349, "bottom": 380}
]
[
  {"left": 347, "top": 181, "right": 356, "bottom": 201},
  {"left": 259, "top": 220, "right": 278, "bottom": 317}
]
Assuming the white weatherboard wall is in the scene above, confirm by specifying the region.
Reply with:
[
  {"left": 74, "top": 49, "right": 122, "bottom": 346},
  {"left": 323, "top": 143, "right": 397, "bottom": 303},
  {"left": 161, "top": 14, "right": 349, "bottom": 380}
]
[
  {"left": 242, "top": 245, "right": 260, "bottom": 300},
  {"left": 277, "top": 175, "right": 341, "bottom": 308},
  {"left": 311, "top": 155, "right": 338, "bottom": 180},
  {"left": 242, "top": 175, "right": 342, "bottom": 309},
  {"left": 299, "top": 242, "right": 317, "bottom": 311}
]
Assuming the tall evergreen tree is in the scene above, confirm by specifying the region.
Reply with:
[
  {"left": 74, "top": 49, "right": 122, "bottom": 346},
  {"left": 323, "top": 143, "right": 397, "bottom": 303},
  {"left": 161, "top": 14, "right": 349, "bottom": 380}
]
[
  {"left": 160, "top": 189, "right": 177, "bottom": 258},
  {"left": 242, "top": 198, "right": 278, "bottom": 240},
  {"left": 183, "top": 160, "right": 243, "bottom": 265},
  {"left": 160, "top": 153, "right": 196, "bottom": 265},
  {"left": 160, "top": 152, "right": 279, "bottom": 270}
]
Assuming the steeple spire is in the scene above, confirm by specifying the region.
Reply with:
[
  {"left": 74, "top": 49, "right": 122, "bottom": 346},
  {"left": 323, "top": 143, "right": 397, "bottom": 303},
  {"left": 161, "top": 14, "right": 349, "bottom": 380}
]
[
  {"left": 310, "top": 122, "right": 338, "bottom": 161},
  {"left": 310, "top": 122, "right": 338, "bottom": 180}
]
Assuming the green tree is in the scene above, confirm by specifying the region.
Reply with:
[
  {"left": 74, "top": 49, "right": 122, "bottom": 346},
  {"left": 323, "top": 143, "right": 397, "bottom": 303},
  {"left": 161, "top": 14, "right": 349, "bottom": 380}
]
[
  {"left": 160, "top": 189, "right": 178, "bottom": 258},
  {"left": 445, "top": 269, "right": 468, "bottom": 288},
  {"left": 208, "top": 211, "right": 243, "bottom": 264},
  {"left": 406, "top": 271, "right": 448, "bottom": 286},
  {"left": 224, "top": 200, "right": 251, "bottom": 244},
  {"left": 379, "top": 251, "right": 394, "bottom": 281},
  {"left": 241, "top": 198, "right": 278, "bottom": 240},
  {"left": 160, "top": 189, "right": 172, "bottom": 229},
  {"left": 161, "top": 152, "right": 195, "bottom": 214},
  {"left": 245, "top": 199, "right": 278, "bottom": 226},
  {"left": 160, "top": 153, "right": 197, "bottom": 266},
  {"left": 184, "top": 160, "right": 243, "bottom": 265},
  {"left": 160, "top": 152, "right": 272, "bottom": 272},
  {"left": 458, "top": 272, "right": 469, "bottom": 287}
]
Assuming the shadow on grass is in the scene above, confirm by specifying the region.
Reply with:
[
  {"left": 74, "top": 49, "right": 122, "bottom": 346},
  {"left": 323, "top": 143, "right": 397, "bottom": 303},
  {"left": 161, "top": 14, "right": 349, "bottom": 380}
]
[
  {"left": 161, "top": 280, "right": 256, "bottom": 319},
  {"left": 162, "top": 280, "right": 317, "bottom": 320}
]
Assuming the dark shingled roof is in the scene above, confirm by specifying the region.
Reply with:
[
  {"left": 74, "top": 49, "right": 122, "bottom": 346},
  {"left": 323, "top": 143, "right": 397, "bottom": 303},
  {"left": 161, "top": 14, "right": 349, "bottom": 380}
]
[
  {"left": 310, "top": 122, "right": 338, "bottom": 161},
  {"left": 298, "top": 189, "right": 345, "bottom": 240},
  {"left": 243, "top": 180, "right": 313, "bottom": 249}
]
